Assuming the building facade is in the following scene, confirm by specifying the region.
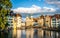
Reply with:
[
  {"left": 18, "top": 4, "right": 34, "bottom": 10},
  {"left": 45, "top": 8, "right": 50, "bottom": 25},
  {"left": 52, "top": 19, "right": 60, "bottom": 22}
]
[
  {"left": 8, "top": 16, "right": 13, "bottom": 27},
  {"left": 45, "top": 15, "right": 51, "bottom": 27},
  {"left": 26, "top": 16, "right": 34, "bottom": 27},
  {"left": 13, "top": 16, "right": 17, "bottom": 29},
  {"left": 7, "top": 11, "right": 14, "bottom": 28},
  {"left": 51, "top": 14, "right": 60, "bottom": 28},
  {"left": 51, "top": 16, "right": 57, "bottom": 28},
  {"left": 38, "top": 15, "right": 44, "bottom": 27},
  {"left": 13, "top": 14, "right": 22, "bottom": 29},
  {"left": 16, "top": 14, "right": 22, "bottom": 28}
]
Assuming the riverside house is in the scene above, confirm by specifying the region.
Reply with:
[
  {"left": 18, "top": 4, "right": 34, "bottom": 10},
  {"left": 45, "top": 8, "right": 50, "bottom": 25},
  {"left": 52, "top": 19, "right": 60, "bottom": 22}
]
[
  {"left": 37, "top": 15, "right": 44, "bottom": 27},
  {"left": 13, "top": 14, "right": 22, "bottom": 29},
  {"left": 8, "top": 15, "right": 13, "bottom": 27},
  {"left": 51, "top": 14, "right": 60, "bottom": 28},
  {"left": 8, "top": 11, "right": 15, "bottom": 28},
  {"left": 54, "top": 14, "right": 60, "bottom": 28},
  {"left": 26, "top": 16, "right": 34, "bottom": 27},
  {"left": 45, "top": 15, "right": 51, "bottom": 27}
]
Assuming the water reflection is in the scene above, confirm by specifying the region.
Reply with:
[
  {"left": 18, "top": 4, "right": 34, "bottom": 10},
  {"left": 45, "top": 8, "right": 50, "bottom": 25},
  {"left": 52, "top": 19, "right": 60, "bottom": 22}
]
[
  {"left": 1, "top": 28, "right": 60, "bottom": 38},
  {"left": 17, "top": 30, "right": 21, "bottom": 38},
  {"left": 38, "top": 29, "right": 44, "bottom": 38},
  {"left": 12, "top": 29, "right": 17, "bottom": 38},
  {"left": 26, "top": 28, "right": 34, "bottom": 38}
]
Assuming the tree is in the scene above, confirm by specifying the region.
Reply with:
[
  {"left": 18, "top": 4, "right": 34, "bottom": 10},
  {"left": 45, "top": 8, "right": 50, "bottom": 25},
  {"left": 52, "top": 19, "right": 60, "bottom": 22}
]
[{"left": 0, "top": 0, "right": 12, "bottom": 29}]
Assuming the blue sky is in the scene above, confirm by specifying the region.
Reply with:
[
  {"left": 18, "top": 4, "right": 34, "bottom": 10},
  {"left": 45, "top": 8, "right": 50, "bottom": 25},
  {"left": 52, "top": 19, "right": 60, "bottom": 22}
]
[
  {"left": 11, "top": 0, "right": 44, "bottom": 8},
  {"left": 10, "top": 0, "right": 60, "bottom": 18},
  {"left": 11, "top": 0, "right": 57, "bottom": 9},
  {"left": 10, "top": 0, "right": 60, "bottom": 21}
]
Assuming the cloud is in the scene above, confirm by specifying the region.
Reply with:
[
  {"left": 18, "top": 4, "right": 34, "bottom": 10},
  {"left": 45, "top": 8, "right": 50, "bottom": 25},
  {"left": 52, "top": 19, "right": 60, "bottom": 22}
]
[
  {"left": 12, "top": 5, "right": 56, "bottom": 13},
  {"left": 45, "top": 0, "right": 60, "bottom": 8}
]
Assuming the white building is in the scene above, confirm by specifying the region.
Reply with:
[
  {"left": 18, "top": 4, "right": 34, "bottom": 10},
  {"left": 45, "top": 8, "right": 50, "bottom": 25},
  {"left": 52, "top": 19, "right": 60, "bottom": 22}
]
[
  {"left": 8, "top": 16, "right": 13, "bottom": 27},
  {"left": 51, "top": 16, "right": 56, "bottom": 28},
  {"left": 51, "top": 14, "right": 60, "bottom": 28},
  {"left": 7, "top": 11, "right": 14, "bottom": 28},
  {"left": 57, "top": 19, "right": 60, "bottom": 28}
]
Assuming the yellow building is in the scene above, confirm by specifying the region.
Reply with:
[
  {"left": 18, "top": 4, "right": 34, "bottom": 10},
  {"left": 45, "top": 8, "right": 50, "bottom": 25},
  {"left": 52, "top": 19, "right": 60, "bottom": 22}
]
[
  {"left": 26, "top": 16, "right": 30, "bottom": 26},
  {"left": 26, "top": 16, "right": 34, "bottom": 27},
  {"left": 38, "top": 15, "right": 44, "bottom": 27},
  {"left": 30, "top": 16, "right": 34, "bottom": 26},
  {"left": 13, "top": 14, "right": 22, "bottom": 29},
  {"left": 13, "top": 17, "right": 17, "bottom": 29},
  {"left": 16, "top": 14, "right": 22, "bottom": 28},
  {"left": 45, "top": 15, "right": 51, "bottom": 27}
]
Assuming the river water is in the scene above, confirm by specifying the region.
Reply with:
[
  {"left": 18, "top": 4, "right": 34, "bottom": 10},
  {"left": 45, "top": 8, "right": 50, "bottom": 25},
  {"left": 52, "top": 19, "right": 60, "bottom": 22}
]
[{"left": 0, "top": 28, "right": 60, "bottom": 38}]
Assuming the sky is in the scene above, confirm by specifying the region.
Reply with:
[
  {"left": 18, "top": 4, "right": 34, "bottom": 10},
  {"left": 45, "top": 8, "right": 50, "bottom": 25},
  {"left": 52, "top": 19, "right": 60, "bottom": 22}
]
[
  {"left": 10, "top": 0, "right": 60, "bottom": 18},
  {"left": 11, "top": 0, "right": 60, "bottom": 8},
  {"left": 10, "top": 0, "right": 60, "bottom": 21}
]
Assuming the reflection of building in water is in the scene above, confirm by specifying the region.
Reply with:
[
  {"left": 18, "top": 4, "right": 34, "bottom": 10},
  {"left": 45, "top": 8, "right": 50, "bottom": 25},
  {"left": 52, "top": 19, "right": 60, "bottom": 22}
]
[
  {"left": 45, "top": 31, "right": 51, "bottom": 38},
  {"left": 26, "top": 16, "right": 34, "bottom": 26},
  {"left": 51, "top": 31, "right": 57, "bottom": 38},
  {"left": 21, "top": 30, "right": 26, "bottom": 38},
  {"left": 26, "top": 29, "right": 34, "bottom": 38},
  {"left": 38, "top": 15, "right": 44, "bottom": 27},
  {"left": 38, "top": 29, "right": 43, "bottom": 38},
  {"left": 30, "top": 29, "right": 34, "bottom": 38},
  {"left": 58, "top": 32, "right": 60, "bottom": 38},
  {"left": 26, "top": 29, "right": 31, "bottom": 38},
  {"left": 42, "top": 31, "right": 59, "bottom": 38},
  {"left": 13, "top": 29, "right": 17, "bottom": 38},
  {"left": 13, "top": 14, "right": 22, "bottom": 29},
  {"left": 34, "top": 29, "right": 38, "bottom": 38},
  {"left": 17, "top": 30, "right": 21, "bottom": 38}
]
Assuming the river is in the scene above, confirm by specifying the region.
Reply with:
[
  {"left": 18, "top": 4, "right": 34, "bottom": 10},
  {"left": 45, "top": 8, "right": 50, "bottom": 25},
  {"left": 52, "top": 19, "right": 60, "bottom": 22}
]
[{"left": 0, "top": 28, "right": 60, "bottom": 38}]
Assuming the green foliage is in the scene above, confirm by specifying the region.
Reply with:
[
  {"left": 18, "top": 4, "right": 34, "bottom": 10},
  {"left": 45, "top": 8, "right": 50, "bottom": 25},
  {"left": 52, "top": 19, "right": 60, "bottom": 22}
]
[{"left": 0, "top": 0, "right": 12, "bottom": 29}]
